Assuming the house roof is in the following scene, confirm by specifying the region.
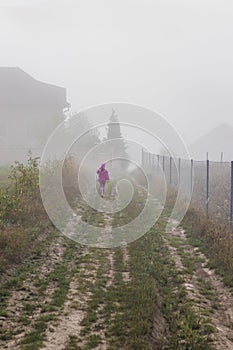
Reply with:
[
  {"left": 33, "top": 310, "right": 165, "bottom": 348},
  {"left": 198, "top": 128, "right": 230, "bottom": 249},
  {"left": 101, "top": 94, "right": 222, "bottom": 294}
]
[{"left": 0, "top": 67, "right": 70, "bottom": 108}]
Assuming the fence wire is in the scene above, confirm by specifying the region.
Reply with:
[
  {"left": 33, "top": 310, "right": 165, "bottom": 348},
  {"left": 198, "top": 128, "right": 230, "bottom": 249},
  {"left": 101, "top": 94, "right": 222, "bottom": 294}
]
[{"left": 141, "top": 149, "right": 233, "bottom": 227}]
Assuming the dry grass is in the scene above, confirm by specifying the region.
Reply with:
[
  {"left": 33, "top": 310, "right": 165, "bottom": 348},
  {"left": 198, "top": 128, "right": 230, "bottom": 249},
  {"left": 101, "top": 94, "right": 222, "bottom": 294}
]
[
  {"left": 62, "top": 156, "right": 81, "bottom": 206},
  {"left": 0, "top": 225, "right": 30, "bottom": 272},
  {"left": 0, "top": 155, "right": 81, "bottom": 275},
  {"left": 182, "top": 205, "right": 233, "bottom": 288},
  {"left": 159, "top": 178, "right": 233, "bottom": 288}
]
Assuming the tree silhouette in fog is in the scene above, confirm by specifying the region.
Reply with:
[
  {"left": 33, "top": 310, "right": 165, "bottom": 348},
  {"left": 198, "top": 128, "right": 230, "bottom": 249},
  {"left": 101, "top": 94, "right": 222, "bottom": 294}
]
[{"left": 106, "top": 109, "right": 128, "bottom": 170}]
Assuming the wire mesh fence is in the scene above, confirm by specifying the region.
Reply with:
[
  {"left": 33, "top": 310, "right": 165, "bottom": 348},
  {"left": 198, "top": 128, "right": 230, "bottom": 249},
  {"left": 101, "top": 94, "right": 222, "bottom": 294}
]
[{"left": 142, "top": 149, "right": 233, "bottom": 228}]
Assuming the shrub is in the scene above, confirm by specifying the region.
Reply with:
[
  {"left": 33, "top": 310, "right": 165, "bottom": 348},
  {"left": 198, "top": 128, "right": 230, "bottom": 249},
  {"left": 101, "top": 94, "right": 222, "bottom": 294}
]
[
  {"left": 0, "top": 225, "right": 30, "bottom": 271},
  {"left": 0, "top": 154, "right": 82, "bottom": 274},
  {"left": 0, "top": 154, "right": 47, "bottom": 226}
]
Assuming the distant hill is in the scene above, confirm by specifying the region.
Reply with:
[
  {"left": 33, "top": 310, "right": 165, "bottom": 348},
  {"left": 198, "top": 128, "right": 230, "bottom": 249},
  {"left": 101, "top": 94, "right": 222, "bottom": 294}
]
[{"left": 188, "top": 124, "right": 233, "bottom": 161}]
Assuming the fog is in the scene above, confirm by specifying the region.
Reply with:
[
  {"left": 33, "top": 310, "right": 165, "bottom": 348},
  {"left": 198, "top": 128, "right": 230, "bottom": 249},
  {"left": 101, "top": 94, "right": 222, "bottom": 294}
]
[{"left": 1, "top": 0, "right": 233, "bottom": 150}]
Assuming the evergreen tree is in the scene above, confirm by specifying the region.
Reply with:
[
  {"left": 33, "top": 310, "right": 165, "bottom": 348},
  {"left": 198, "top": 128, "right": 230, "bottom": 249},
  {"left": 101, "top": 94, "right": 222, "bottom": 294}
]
[{"left": 106, "top": 109, "right": 128, "bottom": 169}]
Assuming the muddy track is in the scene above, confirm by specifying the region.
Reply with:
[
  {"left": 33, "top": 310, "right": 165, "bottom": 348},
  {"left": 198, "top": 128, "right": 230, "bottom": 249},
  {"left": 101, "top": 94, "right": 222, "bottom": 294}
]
[
  {"left": 1, "top": 204, "right": 233, "bottom": 349},
  {"left": 0, "top": 233, "right": 70, "bottom": 349},
  {"left": 40, "top": 248, "right": 96, "bottom": 350},
  {"left": 165, "top": 222, "right": 233, "bottom": 350},
  {"left": 0, "top": 206, "right": 130, "bottom": 350}
]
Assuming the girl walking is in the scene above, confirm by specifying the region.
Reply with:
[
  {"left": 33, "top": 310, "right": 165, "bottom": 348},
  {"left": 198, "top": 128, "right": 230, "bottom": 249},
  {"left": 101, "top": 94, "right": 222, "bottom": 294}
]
[{"left": 97, "top": 163, "right": 109, "bottom": 198}]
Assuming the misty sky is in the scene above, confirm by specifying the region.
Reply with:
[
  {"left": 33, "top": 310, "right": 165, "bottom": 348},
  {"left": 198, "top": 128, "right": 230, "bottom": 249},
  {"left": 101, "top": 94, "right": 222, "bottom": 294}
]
[{"left": 1, "top": 0, "right": 233, "bottom": 144}]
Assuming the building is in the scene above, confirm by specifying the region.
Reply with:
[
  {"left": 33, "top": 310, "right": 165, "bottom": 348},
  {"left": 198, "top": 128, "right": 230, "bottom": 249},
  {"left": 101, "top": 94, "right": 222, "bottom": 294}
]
[{"left": 0, "top": 67, "right": 70, "bottom": 163}]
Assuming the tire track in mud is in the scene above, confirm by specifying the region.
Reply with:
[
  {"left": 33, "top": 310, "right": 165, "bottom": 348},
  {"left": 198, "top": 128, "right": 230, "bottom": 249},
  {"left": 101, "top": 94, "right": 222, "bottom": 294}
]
[
  {"left": 0, "top": 233, "right": 70, "bottom": 350},
  {"left": 120, "top": 243, "right": 131, "bottom": 283},
  {"left": 0, "top": 191, "right": 135, "bottom": 350},
  {"left": 40, "top": 248, "right": 96, "bottom": 350},
  {"left": 165, "top": 222, "right": 233, "bottom": 350},
  {"left": 75, "top": 211, "right": 115, "bottom": 350}
]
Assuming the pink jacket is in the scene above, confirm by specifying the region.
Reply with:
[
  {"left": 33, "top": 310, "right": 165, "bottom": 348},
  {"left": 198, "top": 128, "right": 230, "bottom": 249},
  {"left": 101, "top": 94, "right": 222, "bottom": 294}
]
[{"left": 97, "top": 168, "right": 109, "bottom": 184}]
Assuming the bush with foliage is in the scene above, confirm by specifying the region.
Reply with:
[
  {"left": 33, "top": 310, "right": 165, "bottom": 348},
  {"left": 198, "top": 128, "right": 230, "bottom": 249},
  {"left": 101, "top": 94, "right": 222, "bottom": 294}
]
[
  {"left": 0, "top": 154, "right": 47, "bottom": 226},
  {"left": 0, "top": 155, "right": 50, "bottom": 273}
]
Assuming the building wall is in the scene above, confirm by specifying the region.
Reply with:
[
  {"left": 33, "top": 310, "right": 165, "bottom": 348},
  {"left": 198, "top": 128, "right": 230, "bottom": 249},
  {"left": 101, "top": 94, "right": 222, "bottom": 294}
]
[
  {"left": 0, "top": 107, "right": 65, "bottom": 164},
  {"left": 0, "top": 68, "right": 69, "bottom": 164}
]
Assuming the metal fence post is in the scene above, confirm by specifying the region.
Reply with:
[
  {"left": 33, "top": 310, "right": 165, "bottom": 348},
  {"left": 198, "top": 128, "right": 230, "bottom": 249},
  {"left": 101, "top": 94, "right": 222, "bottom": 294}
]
[
  {"left": 190, "top": 159, "right": 193, "bottom": 197},
  {"left": 178, "top": 157, "right": 181, "bottom": 186},
  {"left": 230, "top": 161, "right": 233, "bottom": 229},
  {"left": 169, "top": 156, "right": 172, "bottom": 185},
  {"left": 163, "top": 155, "right": 165, "bottom": 174},
  {"left": 206, "top": 159, "right": 209, "bottom": 217},
  {"left": 157, "top": 154, "right": 160, "bottom": 175},
  {"left": 141, "top": 148, "right": 144, "bottom": 167}
]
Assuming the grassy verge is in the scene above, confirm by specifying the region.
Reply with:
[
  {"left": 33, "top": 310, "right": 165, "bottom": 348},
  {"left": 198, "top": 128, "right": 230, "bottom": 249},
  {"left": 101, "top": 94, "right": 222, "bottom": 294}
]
[
  {"left": 0, "top": 156, "right": 83, "bottom": 276},
  {"left": 0, "top": 228, "right": 59, "bottom": 316},
  {"left": 0, "top": 157, "right": 51, "bottom": 274},
  {"left": 182, "top": 206, "right": 233, "bottom": 290},
  {"left": 162, "top": 186, "right": 233, "bottom": 290}
]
